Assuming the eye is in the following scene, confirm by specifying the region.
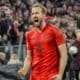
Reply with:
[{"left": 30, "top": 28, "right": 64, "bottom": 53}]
[
  {"left": 31, "top": 12, "right": 34, "bottom": 15},
  {"left": 35, "top": 12, "right": 39, "bottom": 14}
]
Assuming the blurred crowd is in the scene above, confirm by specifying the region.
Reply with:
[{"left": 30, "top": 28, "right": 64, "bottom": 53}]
[
  {"left": 0, "top": 0, "right": 80, "bottom": 80},
  {"left": 0, "top": 0, "right": 80, "bottom": 45}
]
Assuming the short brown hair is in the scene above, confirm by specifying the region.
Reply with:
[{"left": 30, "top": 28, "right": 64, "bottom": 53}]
[{"left": 32, "top": 3, "right": 47, "bottom": 14}]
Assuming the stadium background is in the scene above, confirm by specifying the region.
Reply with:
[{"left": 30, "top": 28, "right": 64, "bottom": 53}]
[{"left": 0, "top": 0, "right": 80, "bottom": 80}]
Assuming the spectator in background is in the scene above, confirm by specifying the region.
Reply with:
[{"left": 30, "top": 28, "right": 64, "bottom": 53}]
[
  {"left": 0, "top": 52, "right": 6, "bottom": 65},
  {"left": 0, "top": 35, "right": 4, "bottom": 52},
  {"left": 0, "top": 11, "right": 9, "bottom": 44},
  {"left": 0, "top": 51, "right": 10, "bottom": 65},
  {"left": 8, "top": 20, "right": 20, "bottom": 45},
  {"left": 0, "top": 52, "right": 23, "bottom": 80},
  {"left": 8, "top": 51, "right": 22, "bottom": 64},
  {"left": 77, "top": 18, "right": 80, "bottom": 29},
  {"left": 69, "top": 30, "right": 80, "bottom": 80},
  {"left": 66, "top": 26, "right": 76, "bottom": 48},
  {"left": 0, "top": 34, "right": 9, "bottom": 53}
]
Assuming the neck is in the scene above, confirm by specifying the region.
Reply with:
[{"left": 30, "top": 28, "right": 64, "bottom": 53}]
[{"left": 37, "top": 20, "right": 46, "bottom": 30}]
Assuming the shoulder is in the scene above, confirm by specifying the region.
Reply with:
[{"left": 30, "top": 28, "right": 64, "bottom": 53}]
[
  {"left": 25, "top": 27, "right": 36, "bottom": 36},
  {"left": 48, "top": 24, "right": 62, "bottom": 33}
]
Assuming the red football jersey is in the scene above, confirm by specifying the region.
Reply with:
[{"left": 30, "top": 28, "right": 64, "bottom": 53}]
[
  {"left": 46, "top": 15, "right": 53, "bottom": 20},
  {"left": 25, "top": 24, "right": 66, "bottom": 80}
]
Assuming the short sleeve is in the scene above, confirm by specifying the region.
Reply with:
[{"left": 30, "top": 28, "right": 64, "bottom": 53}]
[
  {"left": 54, "top": 28, "right": 66, "bottom": 46},
  {"left": 25, "top": 32, "right": 32, "bottom": 51}
]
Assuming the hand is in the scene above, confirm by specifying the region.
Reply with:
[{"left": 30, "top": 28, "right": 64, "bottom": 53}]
[
  {"left": 51, "top": 74, "right": 62, "bottom": 80},
  {"left": 18, "top": 67, "right": 27, "bottom": 78}
]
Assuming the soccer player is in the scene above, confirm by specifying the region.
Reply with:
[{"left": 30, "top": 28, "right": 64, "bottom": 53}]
[{"left": 18, "top": 3, "right": 68, "bottom": 80}]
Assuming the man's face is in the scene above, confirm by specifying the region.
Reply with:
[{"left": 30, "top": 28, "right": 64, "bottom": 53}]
[{"left": 31, "top": 7, "right": 46, "bottom": 27}]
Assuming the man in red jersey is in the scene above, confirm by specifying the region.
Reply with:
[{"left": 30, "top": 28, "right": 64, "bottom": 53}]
[{"left": 18, "top": 3, "right": 68, "bottom": 80}]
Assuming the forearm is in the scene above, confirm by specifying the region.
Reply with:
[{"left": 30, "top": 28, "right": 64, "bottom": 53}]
[
  {"left": 58, "top": 44, "right": 68, "bottom": 77},
  {"left": 59, "top": 54, "right": 68, "bottom": 77},
  {"left": 23, "top": 57, "right": 31, "bottom": 73},
  {"left": 23, "top": 51, "right": 32, "bottom": 74}
]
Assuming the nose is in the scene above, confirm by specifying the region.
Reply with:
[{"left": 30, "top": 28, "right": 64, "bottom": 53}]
[
  {"left": 33, "top": 16, "right": 38, "bottom": 20},
  {"left": 32, "top": 14, "right": 38, "bottom": 21},
  {"left": 32, "top": 15, "right": 36, "bottom": 20}
]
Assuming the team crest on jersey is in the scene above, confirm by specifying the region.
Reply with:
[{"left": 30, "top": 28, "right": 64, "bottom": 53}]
[
  {"left": 44, "top": 34, "right": 52, "bottom": 39},
  {"left": 31, "top": 37, "right": 36, "bottom": 40}
]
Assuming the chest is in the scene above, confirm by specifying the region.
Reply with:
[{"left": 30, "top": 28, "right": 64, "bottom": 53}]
[{"left": 29, "top": 30, "right": 55, "bottom": 46}]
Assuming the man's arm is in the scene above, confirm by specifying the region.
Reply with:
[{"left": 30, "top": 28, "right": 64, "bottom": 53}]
[
  {"left": 18, "top": 50, "right": 32, "bottom": 77},
  {"left": 58, "top": 44, "right": 68, "bottom": 78},
  {"left": 52, "top": 44, "right": 68, "bottom": 80}
]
